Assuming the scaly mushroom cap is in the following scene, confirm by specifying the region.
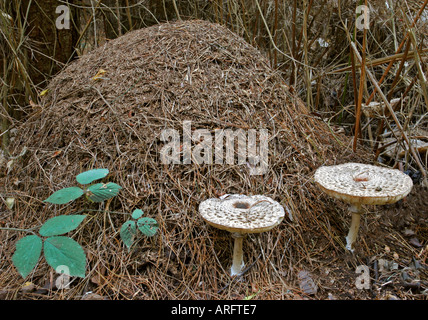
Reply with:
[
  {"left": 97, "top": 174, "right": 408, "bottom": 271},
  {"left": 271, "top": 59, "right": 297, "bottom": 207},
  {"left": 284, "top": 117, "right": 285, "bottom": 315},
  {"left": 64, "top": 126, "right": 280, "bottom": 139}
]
[
  {"left": 199, "top": 194, "right": 285, "bottom": 234},
  {"left": 314, "top": 163, "right": 413, "bottom": 206}
]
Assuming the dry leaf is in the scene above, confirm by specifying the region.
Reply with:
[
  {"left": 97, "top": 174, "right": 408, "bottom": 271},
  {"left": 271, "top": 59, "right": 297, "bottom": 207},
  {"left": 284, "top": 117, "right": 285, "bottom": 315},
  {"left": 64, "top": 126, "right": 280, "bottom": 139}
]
[
  {"left": 91, "top": 69, "right": 107, "bottom": 81},
  {"left": 5, "top": 197, "right": 15, "bottom": 209},
  {"left": 409, "top": 237, "right": 423, "bottom": 247},
  {"left": 81, "top": 292, "right": 107, "bottom": 300},
  {"left": 21, "top": 282, "right": 35, "bottom": 293},
  {"left": 39, "top": 89, "right": 49, "bottom": 96},
  {"left": 298, "top": 270, "right": 318, "bottom": 295},
  {"left": 403, "top": 228, "right": 416, "bottom": 236},
  {"left": 51, "top": 150, "right": 62, "bottom": 158}
]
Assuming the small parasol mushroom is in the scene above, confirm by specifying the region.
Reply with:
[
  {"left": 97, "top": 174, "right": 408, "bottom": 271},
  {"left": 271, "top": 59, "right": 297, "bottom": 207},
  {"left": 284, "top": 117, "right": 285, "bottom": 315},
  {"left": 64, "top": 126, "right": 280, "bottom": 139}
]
[
  {"left": 199, "top": 194, "right": 285, "bottom": 276},
  {"left": 314, "top": 163, "right": 413, "bottom": 251}
]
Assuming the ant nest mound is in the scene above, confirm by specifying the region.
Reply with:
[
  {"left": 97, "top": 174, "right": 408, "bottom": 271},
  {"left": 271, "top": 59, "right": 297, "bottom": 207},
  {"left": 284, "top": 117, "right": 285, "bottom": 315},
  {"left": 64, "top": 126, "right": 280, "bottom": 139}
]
[{"left": 7, "top": 20, "right": 355, "bottom": 213}]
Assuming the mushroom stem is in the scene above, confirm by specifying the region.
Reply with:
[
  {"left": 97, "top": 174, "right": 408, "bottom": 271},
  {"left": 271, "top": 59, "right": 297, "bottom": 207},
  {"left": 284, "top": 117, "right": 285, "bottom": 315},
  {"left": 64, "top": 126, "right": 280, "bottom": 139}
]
[
  {"left": 231, "top": 232, "right": 245, "bottom": 276},
  {"left": 345, "top": 204, "right": 363, "bottom": 251}
]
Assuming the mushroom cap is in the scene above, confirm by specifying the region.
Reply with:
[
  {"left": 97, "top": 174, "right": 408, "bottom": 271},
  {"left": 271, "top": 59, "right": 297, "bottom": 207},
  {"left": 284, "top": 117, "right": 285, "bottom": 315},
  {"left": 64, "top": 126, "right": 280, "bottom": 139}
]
[
  {"left": 314, "top": 163, "right": 413, "bottom": 206},
  {"left": 199, "top": 194, "right": 285, "bottom": 234}
]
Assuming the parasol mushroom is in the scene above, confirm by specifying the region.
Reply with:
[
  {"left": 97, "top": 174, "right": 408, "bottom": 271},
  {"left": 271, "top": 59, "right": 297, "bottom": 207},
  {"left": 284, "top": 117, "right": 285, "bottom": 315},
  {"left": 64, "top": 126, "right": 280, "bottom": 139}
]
[
  {"left": 199, "top": 194, "right": 285, "bottom": 276},
  {"left": 314, "top": 163, "right": 413, "bottom": 251}
]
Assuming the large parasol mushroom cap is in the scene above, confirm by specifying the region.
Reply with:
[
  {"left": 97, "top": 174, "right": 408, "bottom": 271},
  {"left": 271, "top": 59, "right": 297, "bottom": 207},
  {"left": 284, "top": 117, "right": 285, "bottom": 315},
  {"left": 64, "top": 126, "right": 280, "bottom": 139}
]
[
  {"left": 199, "top": 194, "right": 285, "bottom": 234},
  {"left": 314, "top": 162, "right": 413, "bottom": 206}
]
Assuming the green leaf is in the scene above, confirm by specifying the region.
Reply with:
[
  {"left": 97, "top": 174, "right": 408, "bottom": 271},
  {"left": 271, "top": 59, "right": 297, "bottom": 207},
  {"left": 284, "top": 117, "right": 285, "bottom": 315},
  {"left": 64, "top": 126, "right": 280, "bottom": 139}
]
[
  {"left": 12, "top": 235, "right": 43, "bottom": 278},
  {"left": 131, "top": 209, "right": 144, "bottom": 220},
  {"left": 44, "top": 187, "right": 84, "bottom": 204},
  {"left": 120, "top": 221, "right": 137, "bottom": 249},
  {"left": 76, "top": 168, "right": 109, "bottom": 185},
  {"left": 44, "top": 236, "right": 86, "bottom": 278},
  {"left": 137, "top": 217, "right": 158, "bottom": 237},
  {"left": 244, "top": 290, "right": 260, "bottom": 300},
  {"left": 86, "top": 182, "right": 122, "bottom": 202},
  {"left": 39, "top": 215, "right": 86, "bottom": 237}
]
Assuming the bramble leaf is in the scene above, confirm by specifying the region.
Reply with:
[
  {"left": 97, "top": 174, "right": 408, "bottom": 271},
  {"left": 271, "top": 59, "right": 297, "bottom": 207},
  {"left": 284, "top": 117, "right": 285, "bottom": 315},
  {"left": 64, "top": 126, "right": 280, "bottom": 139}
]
[
  {"left": 76, "top": 169, "right": 109, "bottom": 185},
  {"left": 131, "top": 209, "right": 144, "bottom": 220},
  {"left": 44, "top": 187, "right": 84, "bottom": 204},
  {"left": 137, "top": 217, "right": 158, "bottom": 237},
  {"left": 39, "top": 215, "right": 86, "bottom": 237},
  {"left": 44, "top": 236, "right": 86, "bottom": 278},
  {"left": 86, "top": 182, "right": 122, "bottom": 202},
  {"left": 120, "top": 221, "right": 137, "bottom": 250},
  {"left": 12, "top": 235, "right": 43, "bottom": 278}
]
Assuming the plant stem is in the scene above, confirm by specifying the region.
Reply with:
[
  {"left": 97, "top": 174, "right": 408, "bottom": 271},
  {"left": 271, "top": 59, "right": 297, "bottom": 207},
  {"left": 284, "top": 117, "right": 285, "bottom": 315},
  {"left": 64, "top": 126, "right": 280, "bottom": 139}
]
[
  {"left": 0, "top": 227, "right": 37, "bottom": 235},
  {"left": 73, "top": 208, "right": 128, "bottom": 215}
]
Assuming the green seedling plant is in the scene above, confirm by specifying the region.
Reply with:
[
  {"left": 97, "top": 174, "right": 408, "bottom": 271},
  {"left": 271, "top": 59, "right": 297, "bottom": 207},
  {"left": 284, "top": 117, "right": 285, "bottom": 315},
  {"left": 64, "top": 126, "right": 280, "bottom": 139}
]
[
  {"left": 120, "top": 209, "right": 158, "bottom": 251},
  {"left": 3, "top": 168, "right": 158, "bottom": 280}
]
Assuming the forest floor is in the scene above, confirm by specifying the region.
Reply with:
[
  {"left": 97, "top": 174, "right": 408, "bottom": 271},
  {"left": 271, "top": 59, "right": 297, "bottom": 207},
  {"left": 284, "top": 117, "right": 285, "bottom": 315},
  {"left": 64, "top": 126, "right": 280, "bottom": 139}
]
[{"left": 0, "top": 19, "right": 427, "bottom": 301}]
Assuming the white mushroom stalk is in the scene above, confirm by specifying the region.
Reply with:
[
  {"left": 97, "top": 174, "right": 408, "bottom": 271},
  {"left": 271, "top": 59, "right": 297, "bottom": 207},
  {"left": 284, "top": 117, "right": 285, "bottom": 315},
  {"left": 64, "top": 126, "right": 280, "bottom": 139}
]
[
  {"left": 231, "top": 232, "right": 245, "bottom": 276},
  {"left": 345, "top": 204, "right": 363, "bottom": 251},
  {"left": 314, "top": 163, "right": 413, "bottom": 252},
  {"left": 199, "top": 194, "right": 285, "bottom": 276}
]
